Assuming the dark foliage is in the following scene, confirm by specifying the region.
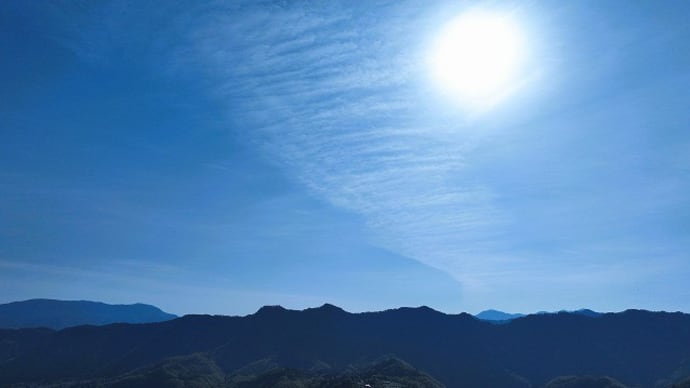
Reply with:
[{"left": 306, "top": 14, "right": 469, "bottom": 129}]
[
  {"left": 227, "top": 356, "right": 445, "bottom": 388},
  {"left": 106, "top": 353, "right": 225, "bottom": 388},
  {"left": 544, "top": 375, "right": 627, "bottom": 388}
]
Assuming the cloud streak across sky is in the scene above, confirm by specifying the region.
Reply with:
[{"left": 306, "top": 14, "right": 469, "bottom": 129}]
[
  {"left": 177, "top": 2, "right": 509, "bottom": 277},
  {"left": 170, "top": 0, "right": 690, "bottom": 305},
  {"left": 2, "top": 0, "right": 689, "bottom": 313}
]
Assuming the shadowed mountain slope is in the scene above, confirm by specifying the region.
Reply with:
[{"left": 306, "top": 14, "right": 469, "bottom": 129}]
[
  {"left": 1, "top": 305, "right": 689, "bottom": 387},
  {"left": 673, "top": 378, "right": 690, "bottom": 388}
]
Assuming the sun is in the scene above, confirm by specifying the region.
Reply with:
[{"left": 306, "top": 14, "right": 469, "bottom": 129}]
[{"left": 429, "top": 10, "right": 526, "bottom": 108}]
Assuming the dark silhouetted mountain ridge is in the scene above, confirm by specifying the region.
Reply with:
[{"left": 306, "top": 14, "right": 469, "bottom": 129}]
[{"left": 1, "top": 303, "right": 689, "bottom": 387}]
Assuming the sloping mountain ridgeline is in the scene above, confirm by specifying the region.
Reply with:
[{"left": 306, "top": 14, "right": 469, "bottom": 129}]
[
  {"left": 475, "top": 309, "right": 602, "bottom": 322},
  {"left": 0, "top": 299, "right": 177, "bottom": 329},
  {"left": 475, "top": 309, "right": 526, "bottom": 321},
  {"left": 1, "top": 304, "right": 690, "bottom": 387}
]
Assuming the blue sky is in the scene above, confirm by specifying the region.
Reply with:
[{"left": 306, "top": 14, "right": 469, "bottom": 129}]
[{"left": 1, "top": 1, "right": 689, "bottom": 316}]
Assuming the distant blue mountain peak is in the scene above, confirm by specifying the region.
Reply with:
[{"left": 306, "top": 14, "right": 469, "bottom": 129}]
[{"left": 0, "top": 299, "right": 177, "bottom": 330}]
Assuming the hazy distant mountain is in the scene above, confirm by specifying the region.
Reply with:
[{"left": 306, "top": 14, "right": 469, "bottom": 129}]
[
  {"left": 0, "top": 299, "right": 177, "bottom": 329},
  {"left": 475, "top": 309, "right": 526, "bottom": 321},
  {"left": 475, "top": 309, "right": 602, "bottom": 322},
  {"left": 1, "top": 304, "right": 690, "bottom": 387},
  {"left": 535, "top": 309, "right": 604, "bottom": 317}
]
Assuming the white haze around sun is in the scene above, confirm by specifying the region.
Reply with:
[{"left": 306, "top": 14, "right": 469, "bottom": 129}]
[{"left": 429, "top": 10, "right": 526, "bottom": 109}]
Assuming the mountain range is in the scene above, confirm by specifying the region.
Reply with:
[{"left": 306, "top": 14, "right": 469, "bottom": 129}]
[
  {"left": 475, "top": 308, "right": 603, "bottom": 322},
  {"left": 475, "top": 309, "right": 527, "bottom": 321},
  {"left": 0, "top": 299, "right": 177, "bottom": 329},
  {"left": 1, "top": 302, "right": 690, "bottom": 387}
]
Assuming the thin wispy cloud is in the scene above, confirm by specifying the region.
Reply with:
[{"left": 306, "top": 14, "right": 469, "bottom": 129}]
[
  {"left": 172, "top": 1, "right": 509, "bottom": 283},
  {"left": 8, "top": 0, "right": 687, "bottom": 313}
]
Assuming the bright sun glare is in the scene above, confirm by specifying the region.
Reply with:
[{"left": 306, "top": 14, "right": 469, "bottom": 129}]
[{"left": 430, "top": 10, "right": 525, "bottom": 108}]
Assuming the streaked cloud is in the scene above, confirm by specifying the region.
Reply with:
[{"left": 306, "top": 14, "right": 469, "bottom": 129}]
[
  {"left": 10, "top": 0, "right": 688, "bottom": 312},
  {"left": 171, "top": 1, "right": 511, "bottom": 282},
  {"left": 158, "top": 1, "right": 690, "bottom": 305}
]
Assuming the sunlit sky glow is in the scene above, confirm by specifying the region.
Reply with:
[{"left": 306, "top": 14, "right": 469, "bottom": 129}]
[
  {"left": 1, "top": 1, "right": 689, "bottom": 315},
  {"left": 429, "top": 10, "right": 526, "bottom": 108}
]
